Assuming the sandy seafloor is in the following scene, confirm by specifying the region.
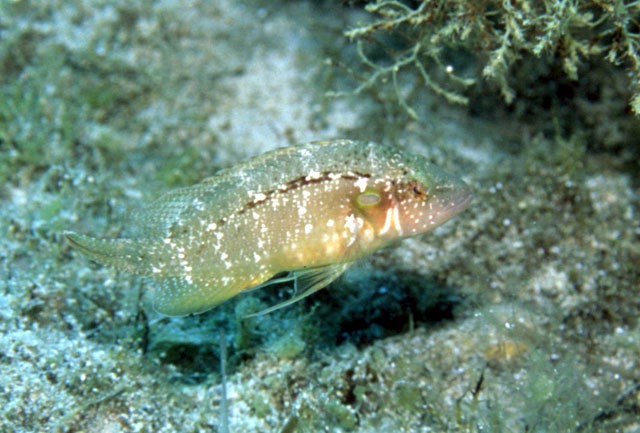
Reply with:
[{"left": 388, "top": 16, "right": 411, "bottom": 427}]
[{"left": 1, "top": 1, "right": 639, "bottom": 432}]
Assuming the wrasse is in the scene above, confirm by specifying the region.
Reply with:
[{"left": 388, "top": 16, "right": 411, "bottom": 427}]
[{"left": 65, "top": 140, "right": 472, "bottom": 316}]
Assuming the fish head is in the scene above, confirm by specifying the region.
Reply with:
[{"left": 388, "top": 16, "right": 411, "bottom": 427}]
[{"left": 353, "top": 154, "right": 472, "bottom": 243}]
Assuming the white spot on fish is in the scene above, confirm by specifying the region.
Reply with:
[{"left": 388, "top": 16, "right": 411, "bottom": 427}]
[
  {"left": 306, "top": 170, "right": 321, "bottom": 181},
  {"left": 354, "top": 177, "right": 368, "bottom": 193},
  {"left": 344, "top": 214, "right": 359, "bottom": 247},
  {"left": 379, "top": 207, "right": 393, "bottom": 235},
  {"left": 393, "top": 204, "right": 403, "bottom": 235}
]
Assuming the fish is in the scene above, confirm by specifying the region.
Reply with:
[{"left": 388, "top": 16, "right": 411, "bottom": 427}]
[{"left": 65, "top": 140, "right": 472, "bottom": 316}]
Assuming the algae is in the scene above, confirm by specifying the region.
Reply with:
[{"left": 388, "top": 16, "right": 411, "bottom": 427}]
[{"left": 341, "top": 0, "right": 640, "bottom": 114}]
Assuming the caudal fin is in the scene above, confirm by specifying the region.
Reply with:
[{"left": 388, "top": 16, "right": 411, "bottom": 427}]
[{"left": 64, "top": 231, "right": 153, "bottom": 276}]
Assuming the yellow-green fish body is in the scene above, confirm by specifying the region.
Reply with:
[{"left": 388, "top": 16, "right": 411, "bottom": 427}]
[{"left": 66, "top": 140, "right": 472, "bottom": 316}]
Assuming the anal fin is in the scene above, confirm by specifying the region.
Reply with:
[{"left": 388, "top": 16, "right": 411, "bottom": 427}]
[{"left": 153, "top": 276, "right": 242, "bottom": 316}]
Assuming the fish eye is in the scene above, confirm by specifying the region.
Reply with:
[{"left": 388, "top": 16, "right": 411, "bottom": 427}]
[
  {"left": 409, "top": 181, "right": 428, "bottom": 199},
  {"left": 357, "top": 191, "right": 381, "bottom": 207}
]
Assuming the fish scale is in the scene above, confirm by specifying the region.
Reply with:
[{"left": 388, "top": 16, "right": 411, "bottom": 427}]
[{"left": 66, "top": 140, "right": 472, "bottom": 316}]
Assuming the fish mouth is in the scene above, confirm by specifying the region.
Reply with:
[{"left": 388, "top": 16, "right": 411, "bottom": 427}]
[
  {"left": 446, "top": 187, "right": 473, "bottom": 217},
  {"left": 428, "top": 180, "right": 472, "bottom": 227}
]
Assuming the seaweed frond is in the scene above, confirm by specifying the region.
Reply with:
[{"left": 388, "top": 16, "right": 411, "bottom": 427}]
[{"left": 341, "top": 0, "right": 640, "bottom": 115}]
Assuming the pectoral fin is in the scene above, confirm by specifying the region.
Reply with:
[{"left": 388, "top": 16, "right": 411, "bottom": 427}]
[{"left": 245, "top": 263, "right": 350, "bottom": 317}]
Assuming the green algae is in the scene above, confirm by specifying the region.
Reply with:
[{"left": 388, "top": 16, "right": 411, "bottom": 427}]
[
  {"left": 267, "top": 332, "right": 306, "bottom": 360},
  {"left": 342, "top": 0, "right": 640, "bottom": 115}
]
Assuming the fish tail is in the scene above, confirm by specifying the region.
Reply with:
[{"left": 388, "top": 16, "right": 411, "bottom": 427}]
[{"left": 64, "top": 231, "right": 154, "bottom": 276}]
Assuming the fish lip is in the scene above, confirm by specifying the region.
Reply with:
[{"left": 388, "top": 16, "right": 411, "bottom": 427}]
[
  {"left": 457, "top": 189, "right": 473, "bottom": 211},
  {"left": 445, "top": 187, "right": 473, "bottom": 217},
  {"left": 427, "top": 186, "right": 472, "bottom": 229}
]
